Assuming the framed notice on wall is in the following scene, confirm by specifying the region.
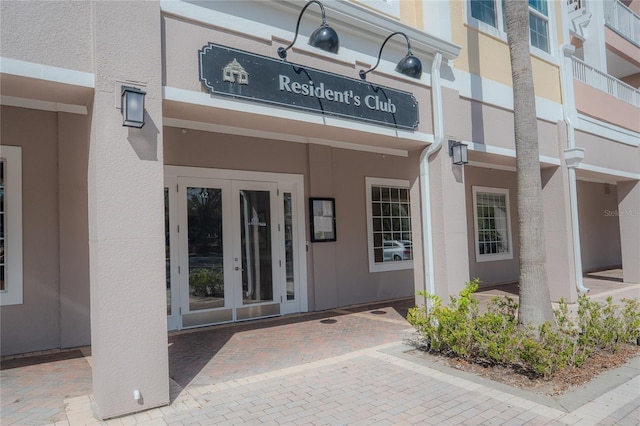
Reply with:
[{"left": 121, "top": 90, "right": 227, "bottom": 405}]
[{"left": 310, "top": 198, "right": 336, "bottom": 242}]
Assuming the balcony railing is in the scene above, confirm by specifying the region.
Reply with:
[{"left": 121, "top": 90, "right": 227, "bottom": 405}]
[
  {"left": 572, "top": 57, "right": 640, "bottom": 107},
  {"left": 604, "top": 0, "right": 640, "bottom": 46}
]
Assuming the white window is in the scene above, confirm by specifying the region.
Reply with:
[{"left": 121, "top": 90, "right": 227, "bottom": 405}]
[
  {"left": 473, "top": 186, "right": 513, "bottom": 262},
  {"left": 0, "top": 145, "right": 23, "bottom": 306},
  {"left": 468, "top": 0, "right": 551, "bottom": 55},
  {"left": 366, "top": 177, "right": 413, "bottom": 273}
]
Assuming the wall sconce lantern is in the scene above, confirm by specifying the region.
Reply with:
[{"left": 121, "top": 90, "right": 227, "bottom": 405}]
[
  {"left": 121, "top": 86, "right": 146, "bottom": 128},
  {"left": 359, "top": 32, "right": 422, "bottom": 80},
  {"left": 277, "top": 0, "right": 339, "bottom": 60},
  {"left": 448, "top": 140, "right": 468, "bottom": 165}
]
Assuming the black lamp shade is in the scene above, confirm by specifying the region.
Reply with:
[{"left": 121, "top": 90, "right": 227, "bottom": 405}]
[
  {"left": 277, "top": 0, "right": 339, "bottom": 60},
  {"left": 359, "top": 32, "right": 422, "bottom": 81},
  {"left": 121, "top": 86, "right": 146, "bottom": 128},
  {"left": 395, "top": 54, "right": 422, "bottom": 79},
  {"left": 309, "top": 24, "right": 339, "bottom": 53}
]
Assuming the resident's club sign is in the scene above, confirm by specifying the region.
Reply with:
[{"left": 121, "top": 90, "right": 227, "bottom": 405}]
[{"left": 199, "top": 43, "right": 419, "bottom": 130}]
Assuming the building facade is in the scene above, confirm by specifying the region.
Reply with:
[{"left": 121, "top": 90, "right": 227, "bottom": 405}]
[{"left": 1, "top": 0, "right": 638, "bottom": 419}]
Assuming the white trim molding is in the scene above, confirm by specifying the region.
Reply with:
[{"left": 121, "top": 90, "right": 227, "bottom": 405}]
[
  {"left": 160, "top": 0, "right": 461, "bottom": 62},
  {"left": 472, "top": 186, "right": 514, "bottom": 263},
  {"left": 0, "top": 57, "right": 94, "bottom": 88},
  {"left": 466, "top": 142, "right": 561, "bottom": 166},
  {"left": 0, "top": 145, "right": 24, "bottom": 306},
  {"left": 453, "top": 69, "right": 564, "bottom": 124},
  {"left": 575, "top": 114, "right": 640, "bottom": 147},
  {"left": 365, "top": 177, "right": 414, "bottom": 273},
  {"left": 0, "top": 95, "right": 88, "bottom": 115},
  {"left": 577, "top": 163, "right": 640, "bottom": 181},
  {"left": 163, "top": 87, "right": 433, "bottom": 156}
]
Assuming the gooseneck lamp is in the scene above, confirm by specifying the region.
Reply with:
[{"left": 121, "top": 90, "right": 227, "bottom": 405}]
[
  {"left": 277, "top": 0, "right": 339, "bottom": 60},
  {"left": 359, "top": 32, "right": 422, "bottom": 80}
]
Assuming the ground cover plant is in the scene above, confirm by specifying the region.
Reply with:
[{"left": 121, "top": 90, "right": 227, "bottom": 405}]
[{"left": 406, "top": 279, "right": 640, "bottom": 394}]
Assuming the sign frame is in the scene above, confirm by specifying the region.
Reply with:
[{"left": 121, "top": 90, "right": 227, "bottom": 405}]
[{"left": 199, "top": 42, "right": 419, "bottom": 130}]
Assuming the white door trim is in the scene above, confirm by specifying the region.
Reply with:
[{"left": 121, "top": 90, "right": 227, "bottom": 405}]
[{"left": 164, "top": 166, "right": 308, "bottom": 330}]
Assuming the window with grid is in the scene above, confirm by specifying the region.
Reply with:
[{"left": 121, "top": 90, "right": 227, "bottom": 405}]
[
  {"left": 468, "top": 0, "right": 550, "bottom": 53},
  {"left": 0, "top": 146, "right": 23, "bottom": 305},
  {"left": 473, "top": 186, "right": 513, "bottom": 262},
  {"left": 366, "top": 178, "right": 413, "bottom": 272}
]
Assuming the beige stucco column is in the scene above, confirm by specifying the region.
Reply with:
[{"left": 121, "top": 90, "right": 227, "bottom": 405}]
[
  {"left": 617, "top": 180, "right": 640, "bottom": 284},
  {"left": 541, "top": 165, "right": 579, "bottom": 302},
  {"left": 428, "top": 149, "right": 471, "bottom": 298},
  {"left": 87, "top": 1, "right": 169, "bottom": 419}
]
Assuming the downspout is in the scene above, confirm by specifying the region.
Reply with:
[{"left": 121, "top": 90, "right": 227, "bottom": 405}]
[
  {"left": 419, "top": 52, "right": 443, "bottom": 307},
  {"left": 559, "top": 43, "right": 589, "bottom": 294}
]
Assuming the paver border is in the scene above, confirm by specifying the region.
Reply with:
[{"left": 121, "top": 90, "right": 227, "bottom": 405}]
[{"left": 382, "top": 341, "right": 640, "bottom": 413}]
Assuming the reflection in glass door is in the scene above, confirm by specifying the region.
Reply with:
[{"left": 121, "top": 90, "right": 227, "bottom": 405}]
[
  {"left": 171, "top": 172, "right": 304, "bottom": 330},
  {"left": 233, "top": 182, "right": 279, "bottom": 321},
  {"left": 179, "top": 178, "right": 233, "bottom": 328},
  {"left": 187, "top": 187, "right": 225, "bottom": 311},
  {"left": 239, "top": 190, "right": 273, "bottom": 305}
]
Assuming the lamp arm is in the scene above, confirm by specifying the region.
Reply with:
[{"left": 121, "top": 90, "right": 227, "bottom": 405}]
[
  {"left": 280, "top": 0, "right": 327, "bottom": 56},
  {"left": 359, "top": 31, "right": 412, "bottom": 80}
]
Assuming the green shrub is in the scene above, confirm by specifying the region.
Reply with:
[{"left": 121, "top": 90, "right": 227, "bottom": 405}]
[
  {"left": 576, "top": 295, "right": 640, "bottom": 352},
  {"left": 407, "top": 281, "right": 640, "bottom": 379},
  {"left": 189, "top": 267, "right": 224, "bottom": 297}
]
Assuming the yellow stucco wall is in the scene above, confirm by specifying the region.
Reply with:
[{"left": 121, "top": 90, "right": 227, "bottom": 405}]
[
  {"left": 450, "top": 0, "right": 562, "bottom": 104},
  {"left": 352, "top": 0, "right": 423, "bottom": 29},
  {"left": 400, "top": 0, "right": 423, "bottom": 29}
]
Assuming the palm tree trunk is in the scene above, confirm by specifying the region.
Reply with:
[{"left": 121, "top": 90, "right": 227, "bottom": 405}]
[{"left": 504, "top": 0, "right": 555, "bottom": 327}]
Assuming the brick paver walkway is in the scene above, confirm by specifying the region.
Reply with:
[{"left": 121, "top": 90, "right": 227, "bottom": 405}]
[{"left": 2, "top": 280, "right": 639, "bottom": 426}]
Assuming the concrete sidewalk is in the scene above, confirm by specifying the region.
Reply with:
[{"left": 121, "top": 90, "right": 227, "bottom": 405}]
[{"left": 1, "top": 276, "right": 639, "bottom": 426}]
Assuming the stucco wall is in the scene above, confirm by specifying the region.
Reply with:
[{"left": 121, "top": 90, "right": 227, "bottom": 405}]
[
  {"left": 575, "top": 129, "right": 640, "bottom": 175},
  {"left": 0, "top": 0, "right": 93, "bottom": 72},
  {"left": 163, "top": 129, "right": 416, "bottom": 310},
  {"left": 449, "top": 0, "right": 562, "bottom": 104},
  {"left": 449, "top": 97, "right": 560, "bottom": 159},
  {"left": 161, "top": 13, "right": 434, "bottom": 137},
  {"left": 577, "top": 180, "right": 623, "bottom": 271},
  {"left": 464, "top": 166, "right": 520, "bottom": 286},
  {"left": 573, "top": 81, "right": 640, "bottom": 134},
  {"left": 1, "top": 106, "right": 90, "bottom": 356}
]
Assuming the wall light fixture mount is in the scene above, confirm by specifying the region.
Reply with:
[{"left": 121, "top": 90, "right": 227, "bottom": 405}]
[
  {"left": 448, "top": 140, "right": 468, "bottom": 165},
  {"left": 121, "top": 86, "right": 146, "bottom": 128}
]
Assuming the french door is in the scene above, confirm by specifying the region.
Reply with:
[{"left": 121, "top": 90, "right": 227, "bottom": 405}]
[{"left": 166, "top": 170, "right": 305, "bottom": 330}]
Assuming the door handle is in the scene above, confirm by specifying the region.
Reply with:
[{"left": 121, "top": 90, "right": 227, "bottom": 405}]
[{"left": 235, "top": 266, "right": 244, "bottom": 271}]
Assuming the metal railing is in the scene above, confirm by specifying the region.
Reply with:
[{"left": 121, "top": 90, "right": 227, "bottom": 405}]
[
  {"left": 572, "top": 56, "right": 640, "bottom": 107},
  {"left": 604, "top": 0, "right": 640, "bottom": 46}
]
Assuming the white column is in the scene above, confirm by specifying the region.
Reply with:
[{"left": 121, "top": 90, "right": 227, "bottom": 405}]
[
  {"left": 88, "top": 1, "right": 169, "bottom": 419},
  {"left": 582, "top": 1, "right": 608, "bottom": 71}
]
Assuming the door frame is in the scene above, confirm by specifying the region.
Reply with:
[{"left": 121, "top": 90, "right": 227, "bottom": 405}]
[{"left": 164, "top": 166, "right": 308, "bottom": 330}]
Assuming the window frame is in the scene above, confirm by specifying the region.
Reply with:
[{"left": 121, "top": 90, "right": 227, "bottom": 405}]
[
  {"left": 466, "top": 0, "right": 555, "bottom": 61},
  {"left": 472, "top": 186, "right": 514, "bottom": 263},
  {"left": 365, "top": 177, "right": 413, "bottom": 273},
  {"left": 0, "top": 145, "right": 24, "bottom": 306}
]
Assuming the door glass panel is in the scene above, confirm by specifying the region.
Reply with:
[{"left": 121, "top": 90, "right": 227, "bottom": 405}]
[
  {"left": 164, "top": 188, "right": 171, "bottom": 315},
  {"left": 239, "top": 190, "right": 273, "bottom": 305},
  {"left": 187, "top": 187, "right": 225, "bottom": 311},
  {"left": 284, "top": 193, "right": 294, "bottom": 301}
]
